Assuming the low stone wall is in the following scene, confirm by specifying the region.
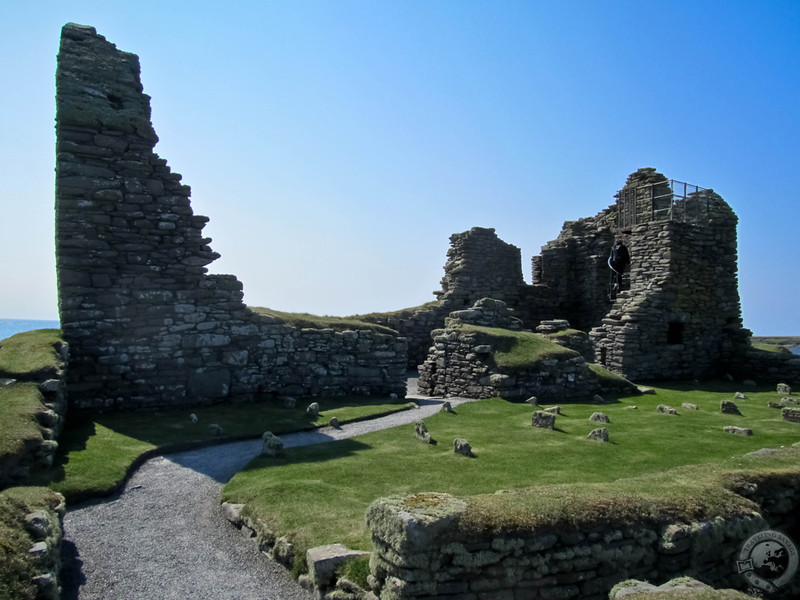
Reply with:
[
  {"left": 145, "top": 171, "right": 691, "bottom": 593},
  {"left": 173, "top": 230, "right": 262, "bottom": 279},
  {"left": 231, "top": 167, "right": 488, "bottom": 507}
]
[
  {"left": 0, "top": 344, "right": 69, "bottom": 489},
  {"left": 366, "top": 484, "right": 799, "bottom": 600},
  {"left": 417, "top": 299, "right": 636, "bottom": 400},
  {"left": 739, "top": 349, "right": 800, "bottom": 386}
]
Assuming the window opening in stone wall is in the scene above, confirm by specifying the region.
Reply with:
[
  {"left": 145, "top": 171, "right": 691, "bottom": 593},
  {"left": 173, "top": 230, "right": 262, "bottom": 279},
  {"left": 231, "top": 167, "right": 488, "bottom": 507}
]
[
  {"left": 616, "top": 180, "right": 709, "bottom": 229},
  {"left": 667, "top": 322, "right": 685, "bottom": 345}
]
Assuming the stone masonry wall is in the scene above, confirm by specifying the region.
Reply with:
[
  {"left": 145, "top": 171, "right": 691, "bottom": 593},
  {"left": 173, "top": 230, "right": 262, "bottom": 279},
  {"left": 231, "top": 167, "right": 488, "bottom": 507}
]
[
  {"left": 589, "top": 182, "right": 750, "bottom": 381},
  {"left": 363, "top": 228, "right": 554, "bottom": 368},
  {"left": 55, "top": 24, "right": 406, "bottom": 410},
  {"left": 417, "top": 299, "right": 635, "bottom": 400},
  {"left": 366, "top": 479, "right": 800, "bottom": 600}
]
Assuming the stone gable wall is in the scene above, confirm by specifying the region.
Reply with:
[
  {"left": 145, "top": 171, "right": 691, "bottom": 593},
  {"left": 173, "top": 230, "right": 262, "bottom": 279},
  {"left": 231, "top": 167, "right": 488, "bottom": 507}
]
[{"left": 55, "top": 24, "right": 405, "bottom": 410}]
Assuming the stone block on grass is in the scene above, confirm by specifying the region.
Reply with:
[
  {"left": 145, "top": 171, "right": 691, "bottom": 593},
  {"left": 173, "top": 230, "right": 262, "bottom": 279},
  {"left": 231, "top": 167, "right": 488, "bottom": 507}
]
[
  {"left": 782, "top": 407, "right": 800, "bottom": 423},
  {"left": 531, "top": 411, "right": 556, "bottom": 429},
  {"left": 587, "top": 427, "right": 609, "bottom": 442},
  {"left": 723, "top": 426, "right": 753, "bottom": 436},
  {"left": 721, "top": 400, "right": 741, "bottom": 415}
]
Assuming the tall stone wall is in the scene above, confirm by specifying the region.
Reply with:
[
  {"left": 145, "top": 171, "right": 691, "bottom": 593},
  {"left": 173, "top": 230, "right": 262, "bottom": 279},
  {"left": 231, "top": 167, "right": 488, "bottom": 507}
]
[
  {"left": 55, "top": 24, "right": 406, "bottom": 410},
  {"left": 532, "top": 208, "right": 617, "bottom": 332},
  {"left": 589, "top": 181, "right": 750, "bottom": 380}
]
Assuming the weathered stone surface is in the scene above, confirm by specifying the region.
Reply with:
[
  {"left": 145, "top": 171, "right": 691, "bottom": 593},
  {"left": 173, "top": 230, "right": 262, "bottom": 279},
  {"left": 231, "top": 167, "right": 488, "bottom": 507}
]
[
  {"left": 260, "top": 432, "right": 285, "bottom": 457},
  {"left": 720, "top": 400, "right": 741, "bottom": 415},
  {"left": 589, "top": 411, "right": 609, "bottom": 423},
  {"left": 681, "top": 402, "right": 698, "bottom": 410},
  {"left": 657, "top": 404, "right": 678, "bottom": 415},
  {"left": 782, "top": 407, "right": 800, "bottom": 423},
  {"left": 777, "top": 383, "right": 792, "bottom": 395},
  {"left": 453, "top": 438, "right": 474, "bottom": 457},
  {"left": 306, "top": 402, "right": 320, "bottom": 417},
  {"left": 531, "top": 411, "right": 556, "bottom": 429},
  {"left": 306, "top": 543, "right": 370, "bottom": 589},
  {"left": 723, "top": 426, "right": 753, "bottom": 436},
  {"left": 587, "top": 427, "right": 609, "bottom": 442},
  {"left": 415, "top": 420, "right": 434, "bottom": 444}
]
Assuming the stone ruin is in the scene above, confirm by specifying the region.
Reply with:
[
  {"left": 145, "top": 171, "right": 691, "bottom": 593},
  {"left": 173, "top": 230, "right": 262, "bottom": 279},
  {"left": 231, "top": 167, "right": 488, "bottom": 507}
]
[
  {"left": 53, "top": 24, "right": 799, "bottom": 412},
  {"left": 55, "top": 24, "right": 406, "bottom": 410},
  {"left": 372, "top": 170, "right": 800, "bottom": 385},
  {"left": 417, "top": 298, "right": 637, "bottom": 400}
]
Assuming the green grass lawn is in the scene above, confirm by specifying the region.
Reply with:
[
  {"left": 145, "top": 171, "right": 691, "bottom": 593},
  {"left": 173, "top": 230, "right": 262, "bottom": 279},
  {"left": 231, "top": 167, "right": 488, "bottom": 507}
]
[
  {"left": 222, "top": 381, "right": 800, "bottom": 558},
  {"left": 32, "top": 395, "right": 414, "bottom": 503},
  {"left": 0, "top": 329, "right": 64, "bottom": 378},
  {"left": 248, "top": 307, "right": 398, "bottom": 335}
]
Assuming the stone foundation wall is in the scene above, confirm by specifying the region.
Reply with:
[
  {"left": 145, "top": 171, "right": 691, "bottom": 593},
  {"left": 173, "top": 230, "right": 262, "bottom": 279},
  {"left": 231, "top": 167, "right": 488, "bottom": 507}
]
[
  {"left": 417, "top": 299, "right": 635, "bottom": 400},
  {"left": 366, "top": 481, "right": 800, "bottom": 600},
  {"left": 55, "top": 24, "right": 406, "bottom": 410},
  {"left": 0, "top": 343, "right": 69, "bottom": 489}
]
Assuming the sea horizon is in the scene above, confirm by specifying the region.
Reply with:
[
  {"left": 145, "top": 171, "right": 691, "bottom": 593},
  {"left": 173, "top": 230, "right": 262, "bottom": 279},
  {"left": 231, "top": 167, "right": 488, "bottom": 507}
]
[{"left": 0, "top": 318, "right": 61, "bottom": 341}]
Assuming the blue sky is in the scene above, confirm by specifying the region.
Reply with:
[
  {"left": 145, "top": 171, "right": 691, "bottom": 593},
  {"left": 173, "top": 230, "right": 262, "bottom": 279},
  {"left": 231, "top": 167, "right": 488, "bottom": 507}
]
[{"left": 1, "top": 1, "right": 798, "bottom": 335}]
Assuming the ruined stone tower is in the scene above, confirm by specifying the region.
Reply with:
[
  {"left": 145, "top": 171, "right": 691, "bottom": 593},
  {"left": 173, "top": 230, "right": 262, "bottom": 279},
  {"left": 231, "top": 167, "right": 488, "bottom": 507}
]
[
  {"left": 589, "top": 169, "right": 750, "bottom": 380},
  {"left": 55, "top": 24, "right": 406, "bottom": 409}
]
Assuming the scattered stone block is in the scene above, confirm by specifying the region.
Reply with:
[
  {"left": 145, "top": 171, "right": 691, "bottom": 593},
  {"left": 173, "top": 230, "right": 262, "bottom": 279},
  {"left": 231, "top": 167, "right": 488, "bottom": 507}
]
[
  {"left": 721, "top": 400, "right": 741, "bottom": 415},
  {"left": 208, "top": 423, "right": 224, "bottom": 436},
  {"left": 306, "top": 543, "right": 370, "bottom": 590},
  {"left": 221, "top": 502, "right": 245, "bottom": 526},
  {"left": 189, "top": 413, "right": 198, "bottom": 423},
  {"left": 587, "top": 427, "right": 609, "bottom": 442},
  {"left": 724, "top": 426, "right": 752, "bottom": 436},
  {"left": 544, "top": 406, "right": 560, "bottom": 415},
  {"left": 782, "top": 407, "right": 800, "bottom": 423},
  {"left": 768, "top": 402, "right": 783, "bottom": 409},
  {"left": 415, "top": 420, "right": 434, "bottom": 444},
  {"left": 777, "top": 383, "right": 792, "bottom": 395},
  {"left": 525, "top": 396, "right": 538, "bottom": 406},
  {"left": 657, "top": 404, "right": 677, "bottom": 415},
  {"left": 626, "top": 405, "right": 638, "bottom": 410},
  {"left": 592, "top": 394, "right": 604, "bottom": 403},
  {"left": 589, "top": 411, "right": 609, "bottom": 423},
  {"left": 681, "top": 402, "right": 698, "bottom": 410},
  {"left": 531, "top": 411, "right": 556, "bottom": 429},
  {"left": 261, "top": 431, "right": 285, "bottom": 457},
  {"left": 637, "top": 386, "right": 656, "bottom": 395},
  {"left": 441, "top": 401, "right": 453, "bottom": 413},
  {"left": 743, "top": 379, "right": 756, "bottom": 387},
  {"left": 734, "top": 391, "right": 747, "bottom": 400},
  {"left": 328, "top": 417, "right": 340, "bottom": 429},
  {"left": 453, "top": 438, "right": 474, "bottom": 457},
  {"left": 781, "top": 396, "right": 798, "bottom": 406},
  {"left": 306, "top": 402, "right": 320, "bottom": 417}
]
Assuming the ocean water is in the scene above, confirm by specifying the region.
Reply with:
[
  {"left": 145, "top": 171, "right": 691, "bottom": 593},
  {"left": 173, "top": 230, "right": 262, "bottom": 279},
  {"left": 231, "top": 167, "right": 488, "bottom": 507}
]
[
  {"left": 793, "top": 346, "right": 800, "bottom": 356},
  {"left": 0, "top": 319, "right": 61, "bottom": 341}
]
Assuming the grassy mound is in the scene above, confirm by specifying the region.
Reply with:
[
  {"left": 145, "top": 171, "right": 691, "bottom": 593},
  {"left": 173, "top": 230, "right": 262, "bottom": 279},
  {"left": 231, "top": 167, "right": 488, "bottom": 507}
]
[
  {"left": 223, "top": 381, "right": 800, "bottom": 554},
  {"left": 455, "top": 324, "right": 578, "bottom": 369},
  {"left": 0, "top": 486, "right": 63, "bottom": 600},
  {"left": 248, "top": 307, "right": 398, "bottom": 335},
  {"left": 0, "top": 329, "right": 64, "bottom": 379}
]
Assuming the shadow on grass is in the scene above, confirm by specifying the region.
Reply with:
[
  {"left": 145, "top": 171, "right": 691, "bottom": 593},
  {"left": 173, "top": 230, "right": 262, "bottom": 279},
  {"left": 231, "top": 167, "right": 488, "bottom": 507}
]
[{"left": 35, "top": 394, "right": 411, "bottom": 502}]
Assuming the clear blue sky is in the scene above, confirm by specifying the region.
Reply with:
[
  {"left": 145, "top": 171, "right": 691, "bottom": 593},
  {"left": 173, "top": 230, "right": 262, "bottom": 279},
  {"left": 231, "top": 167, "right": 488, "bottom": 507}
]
[{"left": 1, "top": 1, "right": 798, "bottom": 335}]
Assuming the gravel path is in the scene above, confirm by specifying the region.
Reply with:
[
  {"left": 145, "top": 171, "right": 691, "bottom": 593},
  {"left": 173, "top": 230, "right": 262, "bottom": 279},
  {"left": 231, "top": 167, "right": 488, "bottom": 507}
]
[{"left": 62, "top": 382, "right": 474, "bottom": 600}]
